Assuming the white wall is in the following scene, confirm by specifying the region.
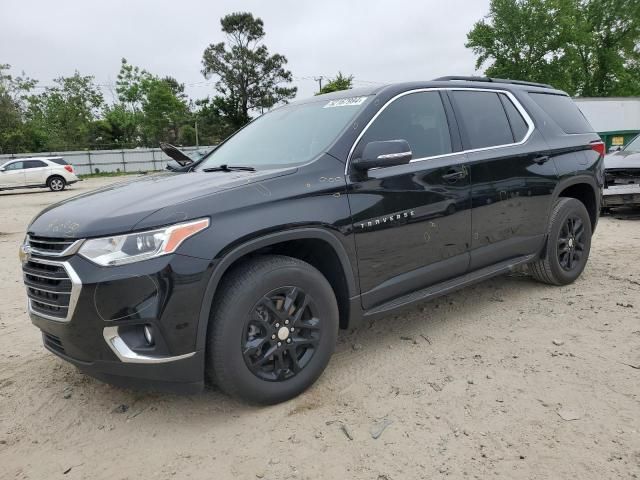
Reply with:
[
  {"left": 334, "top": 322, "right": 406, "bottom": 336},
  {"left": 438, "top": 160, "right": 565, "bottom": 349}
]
[{"left": 574, "top": 97, "right": 640, "bottom": 132}]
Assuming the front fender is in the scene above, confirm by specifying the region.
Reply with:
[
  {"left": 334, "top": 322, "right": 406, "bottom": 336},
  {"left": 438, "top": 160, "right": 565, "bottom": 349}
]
[{"left": 194, "top": 227, "right": 358, "bottom": 351}]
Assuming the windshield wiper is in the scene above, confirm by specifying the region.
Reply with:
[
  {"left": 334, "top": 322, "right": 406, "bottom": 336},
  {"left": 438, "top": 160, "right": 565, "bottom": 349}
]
[{"left": 202, "top": 164, "right": 256, "bottom": 173}]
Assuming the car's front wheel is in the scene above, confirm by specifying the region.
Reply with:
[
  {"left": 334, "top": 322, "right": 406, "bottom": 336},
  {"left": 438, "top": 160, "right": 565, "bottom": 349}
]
[
  {"left": 47, "top": 176, "right": 66, "bottom": 192},
  {"left": 206, "top": 255, "right": 339, "bottom": 404},
  {"left": 530, "top": 197, "right": 592, "bottom": 285}
]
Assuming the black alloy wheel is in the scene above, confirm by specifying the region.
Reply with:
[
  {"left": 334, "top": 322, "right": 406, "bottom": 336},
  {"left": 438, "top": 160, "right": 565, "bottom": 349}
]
[
  {"left": 206, "top": 255, "right": 339, "bottom": 404},
  {"left": 243, "top": 286, "right": 321, "bottom": 381},
  {"left": 557, "top": 215, "right": 586, "bottom": 271}
]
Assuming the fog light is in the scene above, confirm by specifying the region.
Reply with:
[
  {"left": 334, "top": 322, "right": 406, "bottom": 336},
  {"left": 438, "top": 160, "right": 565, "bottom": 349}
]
[{"left": 143, "top": 325, "right": 154, "bottom": 346}]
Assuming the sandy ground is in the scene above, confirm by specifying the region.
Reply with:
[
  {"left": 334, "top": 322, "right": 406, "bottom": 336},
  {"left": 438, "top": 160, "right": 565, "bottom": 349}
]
[{"left": 0, "top": 177, "right": 639, "bottom": 480}]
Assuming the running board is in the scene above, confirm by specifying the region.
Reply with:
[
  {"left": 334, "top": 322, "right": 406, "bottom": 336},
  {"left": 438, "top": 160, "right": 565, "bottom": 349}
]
[{"left": 364, "top": 254, "right": 536, "bottom": 317}]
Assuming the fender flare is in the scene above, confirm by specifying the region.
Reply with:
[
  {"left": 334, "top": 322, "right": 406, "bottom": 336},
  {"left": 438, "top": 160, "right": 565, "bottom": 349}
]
[{"left": 194, "top": 227, "right": 357, "bottom": 351}]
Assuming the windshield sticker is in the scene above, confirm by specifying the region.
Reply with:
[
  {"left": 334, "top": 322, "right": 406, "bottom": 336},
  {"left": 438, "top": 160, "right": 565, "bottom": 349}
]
[{"left": 323, "top": 96, "right": 368, "bottom": 108}]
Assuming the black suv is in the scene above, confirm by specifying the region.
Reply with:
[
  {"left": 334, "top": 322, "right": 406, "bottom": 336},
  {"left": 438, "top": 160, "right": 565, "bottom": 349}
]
[{"left": 21, "top": 77, "right": 604, "bottom": 404}]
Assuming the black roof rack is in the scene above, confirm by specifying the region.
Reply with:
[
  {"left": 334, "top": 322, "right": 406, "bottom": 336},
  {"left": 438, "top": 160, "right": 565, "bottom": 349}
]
[{"left": 433, "top": 76, "right": 554, "bottom": 89}]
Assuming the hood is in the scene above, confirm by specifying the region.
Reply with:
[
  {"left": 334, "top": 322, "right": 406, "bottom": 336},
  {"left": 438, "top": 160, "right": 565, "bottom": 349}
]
[
  {"left": 28, "top": 169, "right": 294, "bottom": 238},
  {"left": 604, "top": 150, "right": 640, "bottom": 170}
]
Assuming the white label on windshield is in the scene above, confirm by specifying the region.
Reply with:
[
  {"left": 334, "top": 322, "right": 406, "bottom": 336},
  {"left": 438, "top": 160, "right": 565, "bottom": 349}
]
[{"left": 323, "top": 96, "right": 368, "bottom": 108}]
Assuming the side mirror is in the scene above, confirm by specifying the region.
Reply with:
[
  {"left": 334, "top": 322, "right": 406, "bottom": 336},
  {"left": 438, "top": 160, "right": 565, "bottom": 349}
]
[
  {"left": 0, "top": 167, "right": 4, "bottom": 172},
  {"left": 352, "top": 140, "right": 412, "bottom": 171},
  {"left": 608, "top": 146, "right": 622, "bottom": 153}
]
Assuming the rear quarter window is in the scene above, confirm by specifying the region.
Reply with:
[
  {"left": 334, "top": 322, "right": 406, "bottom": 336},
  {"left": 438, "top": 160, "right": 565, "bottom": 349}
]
[
  {"left": 48, "top": 158, "right": 68, "bottom": 165},
  {"left": 529, "top": 93, "right": 594, "bottom": 134}
]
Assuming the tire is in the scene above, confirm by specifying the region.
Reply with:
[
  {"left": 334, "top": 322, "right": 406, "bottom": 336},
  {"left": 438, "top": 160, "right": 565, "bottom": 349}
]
[
  {"left": 206, "top": 255, "right": 339, "bottom": 404},
  {"left": 47, "top": 176, "right": 66, "bottom": 192},
  {"left": 530, "top": 197, "right": 592, "bottom": 285}
]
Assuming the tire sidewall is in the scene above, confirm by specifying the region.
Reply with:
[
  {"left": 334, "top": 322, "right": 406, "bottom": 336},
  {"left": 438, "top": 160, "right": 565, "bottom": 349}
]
[
  {"left": 211, "top": 261, "right": 338, "bottom": 404},
  {"left": 546, "top": 199, "right": 592, "bottom": 284}
]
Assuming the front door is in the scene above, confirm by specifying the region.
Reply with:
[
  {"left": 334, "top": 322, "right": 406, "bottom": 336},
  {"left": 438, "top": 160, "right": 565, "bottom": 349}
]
[
  {"left": 347, "top": 90, "right": 472, "bottom": 310},
  {"left": 0, "top": 161, "right": 26, "bottom": 188}
]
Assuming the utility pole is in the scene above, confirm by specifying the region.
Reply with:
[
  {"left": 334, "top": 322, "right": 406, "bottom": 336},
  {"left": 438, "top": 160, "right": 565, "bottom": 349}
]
[
  {"left": 314, "top": 76, "right": 324, "bottom": 93},
  {"left": 195, "top": 117, "right": 199, "bottom": 148}
]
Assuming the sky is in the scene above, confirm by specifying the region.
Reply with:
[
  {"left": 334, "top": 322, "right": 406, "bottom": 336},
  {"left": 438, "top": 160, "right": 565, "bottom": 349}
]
[{"left": 0, "top": 0, "right": 490, "bottom": 103}]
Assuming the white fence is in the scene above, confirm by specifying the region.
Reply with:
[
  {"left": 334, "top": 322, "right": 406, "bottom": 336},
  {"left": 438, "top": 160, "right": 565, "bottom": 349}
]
[{"left": 0, "top": 146, "right": 214, "bottom": 176}]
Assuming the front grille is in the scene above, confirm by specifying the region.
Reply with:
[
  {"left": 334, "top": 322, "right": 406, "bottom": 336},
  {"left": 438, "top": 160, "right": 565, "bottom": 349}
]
[
  {"left": 43, "top": 332, "right": 65, "bottom": 355},
  {"left": 27, "top": 235, "right": 80, "bottom": 256},
  {"left": 24, "top": 259, "right": 72, "bottom": 319}
]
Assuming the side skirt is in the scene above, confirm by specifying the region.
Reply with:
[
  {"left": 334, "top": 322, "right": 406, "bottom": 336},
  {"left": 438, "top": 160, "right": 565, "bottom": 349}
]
[{"left": 362, "top": 253, "right": 537, "bottom": 319}]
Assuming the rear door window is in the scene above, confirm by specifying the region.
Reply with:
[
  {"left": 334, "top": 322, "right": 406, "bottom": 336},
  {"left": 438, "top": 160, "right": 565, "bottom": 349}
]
[
  {"left": 451, "top": 91, "right": 514, "bottom": 149},
  {"left": 23, "top": 160, "right": 47, "bottom": 168},
  {"left": 529, "top": 93, "right": 594, "bottom": 134},
  {"left": 354, "top": 91, "right": 452, "bottom": 160},
  {"left": 499, "top": 93, "right": 529, "bottom": 142}
]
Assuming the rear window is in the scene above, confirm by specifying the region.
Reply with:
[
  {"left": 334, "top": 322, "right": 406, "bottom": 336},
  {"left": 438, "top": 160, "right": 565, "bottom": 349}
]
[
  {"left": 529, "top": 93, "right": 594, "bottom": 134},
  {"left": 451, "top": 91, "right": 513, "bottom": 149},
  {"left": 48, "top": 158, "right": 68, "bottom": 165}
]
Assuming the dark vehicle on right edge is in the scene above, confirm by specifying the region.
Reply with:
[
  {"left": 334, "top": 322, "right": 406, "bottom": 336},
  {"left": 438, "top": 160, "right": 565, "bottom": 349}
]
[
  {"left": 603, "top": 134, "right": 640, "bottom": 210},
  {"left": 23, "top": 76, "right": 604, "bottom": 404}
]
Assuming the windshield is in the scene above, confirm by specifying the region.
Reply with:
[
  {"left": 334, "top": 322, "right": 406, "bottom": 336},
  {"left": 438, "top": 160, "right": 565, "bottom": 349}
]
[
  {"left": 623, "top": 135, "right": 640, "bottom": 152},
  {"left": 196, "top": 95, "right": 371, "bottom": 170}
]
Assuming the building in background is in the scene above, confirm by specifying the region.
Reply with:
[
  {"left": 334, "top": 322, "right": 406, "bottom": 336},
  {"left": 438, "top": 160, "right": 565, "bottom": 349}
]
[{"left": 575, "top": 97, "right": 640, "bottom": 151}]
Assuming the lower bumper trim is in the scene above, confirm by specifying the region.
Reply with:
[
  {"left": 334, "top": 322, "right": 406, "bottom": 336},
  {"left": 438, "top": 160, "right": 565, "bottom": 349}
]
[{"left": 103, "top": 326, "right": 197, "bottom": 364}]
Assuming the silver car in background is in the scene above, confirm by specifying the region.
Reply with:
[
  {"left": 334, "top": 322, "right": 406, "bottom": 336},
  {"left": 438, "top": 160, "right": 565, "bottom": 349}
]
[
  {"left": 603, "top": 135, "right": 640, "bottom": 210},
  {"left": 0, "top": 157, "right": 79, "bottom": 192}
]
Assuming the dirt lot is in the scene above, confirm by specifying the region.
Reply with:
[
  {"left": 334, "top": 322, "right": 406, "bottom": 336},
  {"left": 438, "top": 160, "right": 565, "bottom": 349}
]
[{"left": 1, "top": 178, "right": 639, "bottom": 480}]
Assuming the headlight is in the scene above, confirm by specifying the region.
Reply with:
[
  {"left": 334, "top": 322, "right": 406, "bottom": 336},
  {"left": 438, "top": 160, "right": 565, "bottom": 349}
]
[{"left": 78, "top": 218, "right": 209, "bottom": 266}]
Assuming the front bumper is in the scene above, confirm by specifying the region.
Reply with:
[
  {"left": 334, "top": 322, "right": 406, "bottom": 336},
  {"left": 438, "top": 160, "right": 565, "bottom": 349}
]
[
  {"left": 26, "top": 251, "right": 214, "bottom": 393},
  {"left": 603, "top": 184, "right": 640, "bottom": 207}
]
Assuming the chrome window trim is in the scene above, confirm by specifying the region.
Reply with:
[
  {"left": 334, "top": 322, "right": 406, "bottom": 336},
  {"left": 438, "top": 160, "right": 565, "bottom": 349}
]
[
  {"left": 103, "top": 327, "right": 196, "bottom": 364},
  {"left": 26, "top": 236, "right": 84, "bottom": 258},
  {"left": 344, "top": 87, "right": 535, "bottom": 175},
  {"left": 25, "top": 257, "right": 82, "bottom": 323}
]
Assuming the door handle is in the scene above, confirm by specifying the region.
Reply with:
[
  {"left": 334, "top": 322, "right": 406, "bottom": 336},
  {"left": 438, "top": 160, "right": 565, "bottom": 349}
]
[
  {"left": 533, "top": 155, "right": 550, "bottom": 165},
  {"left": 442, "top": 167, "right": 467, "bottom": 182}
]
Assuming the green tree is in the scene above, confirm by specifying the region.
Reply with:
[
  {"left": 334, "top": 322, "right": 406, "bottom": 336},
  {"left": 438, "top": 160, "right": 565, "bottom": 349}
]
[
  {"left": 317, "top": 72, "right": 354, "bottom": 95},
  {"left": 201, "top": 12, "right": 297, "bottom": 129},
  {"left": 139, "top": 75, "right": 189, "bottom": 145},
  {"left": 0, "top": 64, "right": 37, "bottom": 153},
  {"left": 466, "top": 0, "right": 640, "bottom": 96},
  {"left": 25, "top": 72, "right": 104, "bottom": 151}
]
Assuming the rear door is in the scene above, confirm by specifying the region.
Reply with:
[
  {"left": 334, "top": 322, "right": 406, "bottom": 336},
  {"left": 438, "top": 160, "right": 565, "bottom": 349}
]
[
  {"left": 0, "top": 161, "right": 26, "bottom": 188},
  {"left": 449, "top": 89, "right": 557, "bottom": 271},
  {"left": 347, "top": 90, "right": 472, "bottom": 309},
  {"left": 23, "top": 160, "right": 50, "bottom": 185}
]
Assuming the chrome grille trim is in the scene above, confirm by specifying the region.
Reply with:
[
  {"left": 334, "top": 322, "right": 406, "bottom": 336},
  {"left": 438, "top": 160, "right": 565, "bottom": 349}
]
[
  {"left": 26, "top": 235, "right": 84, "bottom": 257},
  {"left": 23, "top": 257, "right": 81, "bottom": 322}
]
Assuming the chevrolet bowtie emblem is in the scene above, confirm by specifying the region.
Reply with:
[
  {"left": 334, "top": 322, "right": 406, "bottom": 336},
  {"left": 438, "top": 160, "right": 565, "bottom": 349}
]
[{"left": 18, "top": 244, "right": 31, "bottom": 265}]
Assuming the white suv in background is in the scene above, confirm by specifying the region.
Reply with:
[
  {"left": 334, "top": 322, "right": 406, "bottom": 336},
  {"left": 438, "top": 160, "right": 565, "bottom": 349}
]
[{"left": 0, "top": 157, "right": 79, "bottom": 192}]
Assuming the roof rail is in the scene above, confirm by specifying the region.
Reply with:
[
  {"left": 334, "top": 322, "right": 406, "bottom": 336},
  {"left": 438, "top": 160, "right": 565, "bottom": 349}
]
[{"left": 433, "top": 76, "right": 554, "bottom": 89}]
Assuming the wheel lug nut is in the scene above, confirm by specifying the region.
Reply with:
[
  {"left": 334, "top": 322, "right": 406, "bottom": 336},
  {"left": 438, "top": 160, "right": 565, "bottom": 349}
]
[
  {"left": 290, "top": 327, "right": 294, "bottom": 332},
  {"left": 277, "top": 342, "right": 282, "bottom": 347},
  {"left": 271, "top": 334, "right": 276, "bottom": 340},
  {"left": 286, "top": 338, "right": 291, "bottom": 344},
  {"left": 284, "top": 320, "right": 289, "bottom": 325},
  {"left": 275, "top": 323, "right": 280, "bottom": 328}
]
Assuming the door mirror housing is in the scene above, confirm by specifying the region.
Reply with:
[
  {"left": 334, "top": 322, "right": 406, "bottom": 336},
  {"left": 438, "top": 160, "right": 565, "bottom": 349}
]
[
  {"left": 608, "top": 146, "right": 623, "bottom": 153},
  {"left": 0, "top": 167, "right": 5, "bottom": 172},
  {"left": 352, "top": 140, "right": 412, "bottom": 171}
]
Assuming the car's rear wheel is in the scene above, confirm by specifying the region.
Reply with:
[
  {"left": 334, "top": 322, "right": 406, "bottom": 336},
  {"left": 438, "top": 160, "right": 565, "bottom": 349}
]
[
  {"left": 530, "top": 197, "right": 592, "bottom": 285},
  {"left": 47, "top": 176, "right": 66, "bottom": 192},
  {"left": 206, "top": 255, "right": 339, "bottom": 404}
]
